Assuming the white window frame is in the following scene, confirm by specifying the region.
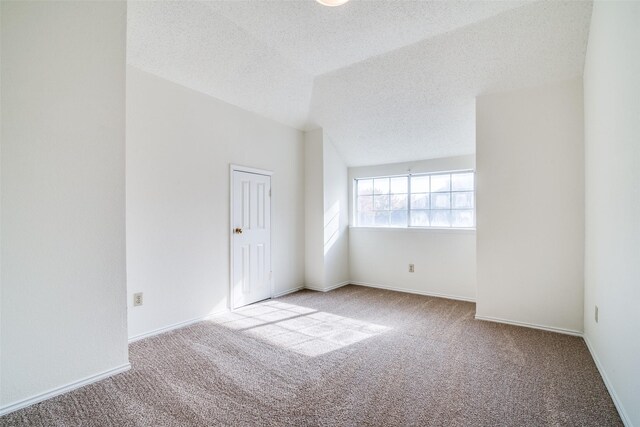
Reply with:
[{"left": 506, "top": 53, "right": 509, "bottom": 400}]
[{"left": 353, "top": 169, "right": 476, "bottom": 229}]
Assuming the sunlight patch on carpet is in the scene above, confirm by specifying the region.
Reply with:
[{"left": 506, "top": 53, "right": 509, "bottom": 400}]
[{"left": 209, "top": 301, "right": 390, "bottom": 356}]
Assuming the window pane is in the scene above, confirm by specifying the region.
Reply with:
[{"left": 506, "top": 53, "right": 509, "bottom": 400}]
[
  {"left": 357, "top": 179, "right": 373, "bottom": 195},
  {"left": 373, "top": 178, "right": 389, "bottom": 195},
  {"left": 390, "top": 194, "right": 407, "bottom": 210},
  {"left": 430, "top": 210, "right": 451, "bottom": 227},
  {"left": 431, "top": 174, "right": 451, "bottom": 192},
  {"left": 452, "top": 172, "right": 474, "bottom": 191},
  {"left": 410, "top": 193, "right": 429, "bottom": 209},
  {"left": 358, "top": 211, "right": 375, "bottom": 226},
  {"left": 410, "top": 210, "right": 429, "bottom": 227},
  {"left": 451, "top": 210, "right": 474, "bottom": 227},
  {"left": 390, "top": 177, "right": 408, "bottom": 194},
  {"left": 431, "top": 193, "right": 451, "bottom": 209},
  {"left": 390, "top": 210, "right": 408, "bottom": 227},
  {"left": 358, "top": 195, "right": 373, "bottom": 212},
  {"left": 357, "top": 171, "right": 474, "bottom": 229},
  {"left": 452, "top": 192, "right": 474, "bottom": 209},
  {"left": 374, "top": 211, "right": 390, "bottom": 226},
  {"left": 373, "top": 195, "right": 389, "bottom": 210},
  {"left": 411, "top": 176, "right": 429, "bottom": 193}
]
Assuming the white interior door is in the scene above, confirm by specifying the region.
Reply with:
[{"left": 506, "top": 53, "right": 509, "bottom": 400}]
[{"left": 232, "top": 170, "right": 272, "bottom": 309}]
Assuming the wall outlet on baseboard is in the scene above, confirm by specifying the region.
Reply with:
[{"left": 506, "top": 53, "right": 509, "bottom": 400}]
[
  {"left": 595, "top": 305, "right": 598, "bottom": 323},
  {"left": 409, "top": 264, "right": 415, "bottom": 273},
  {"left": 133, "top": 292, "right": 143, "bottom": 307}
]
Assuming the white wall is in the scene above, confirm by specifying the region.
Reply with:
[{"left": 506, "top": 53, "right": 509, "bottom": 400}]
[
  {"left": 304, "top": 129, "right": 325, "bottom": 289},
  {"left": 304, "top": 129, "right": 349, "bottom": 291},
  {"left": 348, "top": 156, "right": 476, "bottom": 301},
  {"left": 322, "top": 135, "right": 349, "bottom": 289},
  {"left": 583, "top": 2, "right": 640, "bottom": 425},
  {"left": 1, "top": 1, "right": 128, "bottom": 409},
  {"left": 0, "top": 0, "right": 4, "bottom": 401},
  {"left": 126, "top": 66, "right": 305, "bottom": 339},
  {"left": 476, "top": 78, "right": 585, "bottom": 334}
]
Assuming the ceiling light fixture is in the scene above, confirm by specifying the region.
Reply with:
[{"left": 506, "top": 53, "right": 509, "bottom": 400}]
[{"left": 316, "top": 0, "right": 350, "bottom": 7}]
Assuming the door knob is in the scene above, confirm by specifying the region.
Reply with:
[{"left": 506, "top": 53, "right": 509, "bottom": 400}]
[{"left": 234, "top": 228, "right": 243, "bottom": 234}]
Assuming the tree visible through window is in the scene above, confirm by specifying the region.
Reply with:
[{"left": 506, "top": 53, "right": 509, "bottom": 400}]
[{"left": 355, "top": 171, "right": 475, "bottom": 228}]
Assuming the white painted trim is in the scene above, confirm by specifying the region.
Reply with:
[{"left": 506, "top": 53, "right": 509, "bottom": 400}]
[
  {"left": 229, "top": 164, "right": 273, "bottom": 177},
  {"left": 583, "top": 335, "right": 632, "bottom": 427},
  {"left": 0, "top": 363, "right": 131, "bottom": 417},
  {"left": 349, "top": 226, "right": 476, "bottom": 235},
  {"left": 272, "top": 286, "right": 304, "bottom": 298},
  {"left": 304, "top": 281, "right": 350, "bottom": 293},
  {"left": 229, "top": 164, "right": 273, "bottom": 311},
  {"left": 474, "top": 315, "right": 583, "bottom": 337},
  {"left": 351, "top": 281, "right": 476, "bottom": 303},
  {"left": 128, "top": 309, "right": 229, "bottom": 343}
]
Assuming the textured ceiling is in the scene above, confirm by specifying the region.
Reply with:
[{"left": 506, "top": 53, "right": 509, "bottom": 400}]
[
  {"left": 205, "top": 0, "right": 531, "bottom": 75},
  {"left": 128, "top": 0, "right": 592, "bottom": 166}
]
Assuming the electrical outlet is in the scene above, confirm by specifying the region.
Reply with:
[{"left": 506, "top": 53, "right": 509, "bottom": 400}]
[
  {"left": 409, "top": 264, "right": 415, "bottom": 273},
  {"left": 595, "top": 305, "right": 598, "bottom": 323},
  {"left": 133, "top": 292, "right": 143, "bottom": 307}
]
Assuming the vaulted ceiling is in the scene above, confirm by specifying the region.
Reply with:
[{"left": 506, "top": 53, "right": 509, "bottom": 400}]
[{"left": 128, "top": 0, "right": 592, "bottom": 166}]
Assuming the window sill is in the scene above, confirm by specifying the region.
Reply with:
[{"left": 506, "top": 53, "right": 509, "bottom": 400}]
[{"left": 349, "top": 226, "right": 476, "bottom": 234}]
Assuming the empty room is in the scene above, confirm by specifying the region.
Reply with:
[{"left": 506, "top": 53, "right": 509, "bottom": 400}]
[{"left": 0, "top": 0, "right": 638, "bottom": 426}]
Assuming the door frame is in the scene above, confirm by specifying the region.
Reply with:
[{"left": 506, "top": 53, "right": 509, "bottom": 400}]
[{"left": 229, "top": 164, "right": 273, "bottom": 310}]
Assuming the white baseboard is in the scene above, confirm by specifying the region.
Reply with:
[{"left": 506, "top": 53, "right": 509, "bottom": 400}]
[
  {"left": 0, "top": 363, "right": 131, "bottom": 417},
  {"left": 128, "top": 309, "right": 229, "bottom": 343},
  {"left": 304, "top": 281, "right": 350, "bottom": 293},
  {"left": 583, "top": 335, "right": 632, "bottom": 427},
  {"left": 272, "top": 286, "right": 304, "bottom": 298},
  {"left": 326, "top": 281, "right": 350, "bottom": 291},
  {"left": 474, "top": 315, "right": 583, "bottom": 337},
  {"left": 129, "top": 287, "right": 307, "bottom": 344},
  {"left": 351, "top": 281, "right": 476, "bottom": 303}
]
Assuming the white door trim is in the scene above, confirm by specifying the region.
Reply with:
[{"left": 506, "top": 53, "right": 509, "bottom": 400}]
[
  {"left": 230, "top": 164, "right": 273, "bottom": 177},
  {"left": 229, "top": 164, "right": 273, "bottom": 310}
]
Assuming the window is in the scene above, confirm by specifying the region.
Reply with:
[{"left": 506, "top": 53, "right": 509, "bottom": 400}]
[{"left": 355, "top": 171, "right": 475, "bottom": 228}]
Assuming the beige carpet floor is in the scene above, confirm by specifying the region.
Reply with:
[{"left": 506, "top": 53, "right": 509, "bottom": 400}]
[{"left": 1, "top": 285, "right": 622, "bottom": 426}]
